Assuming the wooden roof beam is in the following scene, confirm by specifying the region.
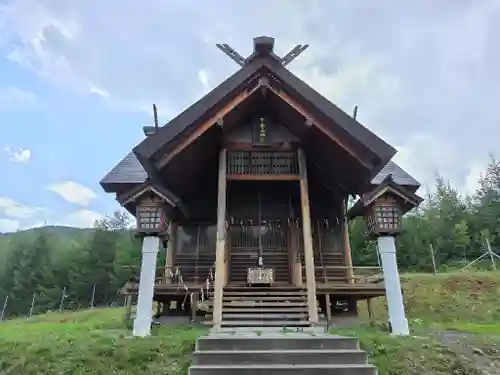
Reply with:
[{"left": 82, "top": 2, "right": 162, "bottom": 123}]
[
  {"left": 267, "top": 86, "right": 372, "bottom": 170},
  {"left": 156, "top": 82, "right": 264, "bottom": 169}
]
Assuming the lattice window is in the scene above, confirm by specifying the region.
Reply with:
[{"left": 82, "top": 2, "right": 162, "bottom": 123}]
[{"left": 227, "top": 151, "right": 299, "bottom": 175}]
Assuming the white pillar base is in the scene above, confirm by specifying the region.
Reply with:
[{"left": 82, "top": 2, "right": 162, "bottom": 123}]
[
  {"left": 377, "top": 235, "right": 409, "bottom": 336},
  {"left": 133, "top": 236, "right": 160, "bottom": 337}
]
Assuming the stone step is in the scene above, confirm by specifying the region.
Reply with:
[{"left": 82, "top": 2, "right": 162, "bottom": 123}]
[
  {"left": 222, "top": 313, "right": 307, "bottom": 320},
  {"left": 192, "top": 349, "right": 368, "bottom": 366},
  {"left": 189, "top": 364, "right": 376, "bottom": 375},
  {"left": 196, "top": 336, "right": 360, "bottom": 351}
]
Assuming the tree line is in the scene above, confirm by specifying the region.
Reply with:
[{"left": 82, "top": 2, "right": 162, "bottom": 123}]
[{"left": 0, "top": 155, "right": 499, "bottom": 318}]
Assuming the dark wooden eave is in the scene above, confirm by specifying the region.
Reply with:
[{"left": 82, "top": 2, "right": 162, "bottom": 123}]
[
  {"left": 132, "top": 45, "right": 396, "bottom": 181},
  {"left": 348, "top": 175, "right": 424, "bottom": 219}
]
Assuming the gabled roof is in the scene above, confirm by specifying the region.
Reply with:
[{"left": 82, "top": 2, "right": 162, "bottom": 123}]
[
  {"left": 348, "top": 175, "right": 424, "bottom": 219},
  {"left": 371, "top": 161, "right": 420, "bottom": 190},
  {"left": 100, "top": 152, "right": 147, "bottom": 192},
  {"left": 133, "top": 37, "right": 396, "bottom": 173},
  {"left": 133, "top": 61, "right": 264, "bottom": 161}
]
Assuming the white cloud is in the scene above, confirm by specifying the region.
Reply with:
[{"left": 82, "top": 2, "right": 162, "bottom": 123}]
[
  {"left": 3, "top": 144, "right": 31, "bottom": 163},
  {"left": 0, "top": 196, "right": 44, "bottom": 218},
  {"left": 46, "top": 181, "right": 96, "bottom": 207},
  {"left": 0, "top": 218, "right": 20, "bottom": 233},
  {"left": 69, "top": 209, "right": 104, "bottom": 227},
  {"left": 1, "top": 0, "right": 500, "bottom": 195},
  {"left": 0, "top": 86, "right": 36, "bottom": 109},
  {"left": 197, "top": 69, "right": 211, "bottom": 92}
]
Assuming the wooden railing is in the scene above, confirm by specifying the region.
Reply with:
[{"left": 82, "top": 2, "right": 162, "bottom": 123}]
[
  {"left": 227, "top": 151, "right": 299, "bottom": 176},
  {"left": 302, "top": 266, "right": 384, "bottom": 285},
  {"left": 123, "top": 266, "right": 215, "bottom": 288}
]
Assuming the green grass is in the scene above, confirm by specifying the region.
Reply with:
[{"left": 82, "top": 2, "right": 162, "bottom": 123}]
[
  {"left": 359, "top": 270, "right": 500, "bottom": 331},
  {"left": 0, "top": 308, "right": 208, "bottom": 375},
  {"left": 1, "top": 270, "right": 499, "bottom": 375}
]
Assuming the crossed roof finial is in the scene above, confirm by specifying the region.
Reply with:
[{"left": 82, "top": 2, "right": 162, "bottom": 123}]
[{"left": 216, "top": 36, "right": 308, "bottom": 67}]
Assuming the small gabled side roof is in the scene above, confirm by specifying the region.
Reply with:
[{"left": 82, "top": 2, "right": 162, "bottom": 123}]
[
  {"left": 100, "top": 152, "right": 148, "bottom": 192},
  {"left": 348, "top": 175, "right": 424, "bottom": 219},
  {"left": 370, "top": 160, "right": 420, "bottom": 191}
]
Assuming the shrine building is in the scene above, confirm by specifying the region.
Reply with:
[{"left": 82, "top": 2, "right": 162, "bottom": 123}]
[{"left": 100, "top": 36, "right": 423, "bottom": 337}]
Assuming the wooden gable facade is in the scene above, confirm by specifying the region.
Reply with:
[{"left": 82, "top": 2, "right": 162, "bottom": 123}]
[{"left": 101, "top": 37, "right": 422, "bottom": 327}]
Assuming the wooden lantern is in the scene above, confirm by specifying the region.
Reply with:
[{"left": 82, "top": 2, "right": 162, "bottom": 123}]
[
  {"left": 135, "top": 195, "right": 170, "bottom": 236},
  {"left": 364, "top": 194, "right": 402, "bottom": 236}
]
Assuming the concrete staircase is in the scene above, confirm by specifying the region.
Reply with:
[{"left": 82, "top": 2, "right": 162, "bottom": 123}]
[{"left": 189, "top": 329, "right": 377, "bottom": 375}]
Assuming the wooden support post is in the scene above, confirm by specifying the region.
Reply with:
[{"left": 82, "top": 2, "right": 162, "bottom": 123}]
[
  {"left": 156, "top": 301, "right": 161, "bottom": 317},
  {"left": 342, "top": 199, "right": 354, "bottom": 284},
  {"left": 164, "top": 223, "right": 177, "bottom": 283},
  {"left": 367, "top": 298, "right": 373, "bottom": 320},
  {"left": 191, "top": 293, "right": 199, "bottom": 322},
  {"left": 325, "top": 293, "right": 332, "bottom": 329},
  {"left": 124, "top": 294, "right": 132, "bottom": 321},
  {"left": 213, "top": 149, "right": 228, "bottom": 329},
  {"left": 297, "top": 149, "right": 318, "bottom": 325}
]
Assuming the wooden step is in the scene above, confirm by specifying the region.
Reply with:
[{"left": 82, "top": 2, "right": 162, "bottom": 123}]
[
  {"left": 222, "top": 301, "right": 307, "bottom": 307},
  {"left": 218, "top": 307, "right": 308, "bottom": 313},
  {"left": 223, "top": 291, "right": 306, "bottom": 296},
  {"left": 224, "top": 296, "right": 306, "bottom": 301},
  {"left": 222, "top": 313, "right": 307, "bottom": 320},
  {"left": 219, "top": 320, "right": 311, "bottom": 327}
]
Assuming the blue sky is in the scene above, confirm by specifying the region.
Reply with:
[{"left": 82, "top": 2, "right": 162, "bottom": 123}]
[{"left": 0, "top": 0, "right": 499, "bottom": 232}]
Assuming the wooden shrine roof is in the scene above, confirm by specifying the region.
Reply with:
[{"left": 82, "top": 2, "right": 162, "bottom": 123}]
[{"left": 132, "top": 37, "right": 396, "bottom": 175}]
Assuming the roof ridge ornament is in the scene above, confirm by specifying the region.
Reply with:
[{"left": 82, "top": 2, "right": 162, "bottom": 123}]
[{"left": 216, "top": 36, "right": 309, "bottom": 67}]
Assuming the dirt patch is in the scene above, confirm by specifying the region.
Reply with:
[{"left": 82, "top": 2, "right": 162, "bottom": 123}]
[{"left": 432, "top": 331, "right": 500, "bottom": 375}]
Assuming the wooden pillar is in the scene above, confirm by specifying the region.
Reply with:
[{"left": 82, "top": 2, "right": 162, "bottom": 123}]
[
  {"left": 164, "top": 223, "right": 177, "bottom": 283},
  {"left": 213, "top": 149, "right": 228, "bottom": 329},
  {"left": 224, "top": 231, "right": 231, "bottom": 286},
  {"left": 342, "top": 199, "right": 354, "bottom": 284},
  {"left": 297, "top": 149, "right": 318, "bottom": 325}
]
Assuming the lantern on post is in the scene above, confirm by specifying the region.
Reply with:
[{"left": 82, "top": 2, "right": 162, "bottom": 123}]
[
  {"left": 116, "top": 182, "right": 182, "bottom": 239},
  {"left": 349, "top": 175, "right": 423, "bottom": 237},
  {"left": 364, "top": 194, "right": 403, "bottom": 236},
  {"left": 136, "top": 194, "right": 170, "bottom": 236}
]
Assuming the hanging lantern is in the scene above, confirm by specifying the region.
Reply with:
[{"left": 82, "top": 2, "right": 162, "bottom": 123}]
[{"left": 135, "top": 194, "right": 170, "bottom": 236}]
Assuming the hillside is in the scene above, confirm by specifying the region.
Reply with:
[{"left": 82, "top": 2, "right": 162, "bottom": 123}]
[{"left": 0, "top": 271, "right": 499, "bottom": 375}]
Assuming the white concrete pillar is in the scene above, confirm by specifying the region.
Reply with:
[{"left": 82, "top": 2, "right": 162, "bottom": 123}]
[
  {"left": 133, "top": 236, "right": 160, "bottom": 337},
  {"left": 377, "top": 235, "right": 409, "bottom": 336}
]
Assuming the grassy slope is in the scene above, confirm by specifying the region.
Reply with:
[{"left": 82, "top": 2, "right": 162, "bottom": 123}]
[{"left": 0, "top": 271, "right": 499, "bottom": 375}]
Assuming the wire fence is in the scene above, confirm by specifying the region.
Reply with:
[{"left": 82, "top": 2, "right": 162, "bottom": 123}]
[
  {"left": 0, "top": 283, "right": 127, "bottom": 322},
  {"left": 1, "top": 240, "right": 499, "bottom": 322}
]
